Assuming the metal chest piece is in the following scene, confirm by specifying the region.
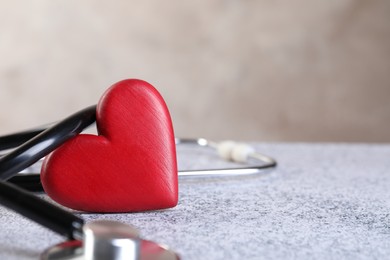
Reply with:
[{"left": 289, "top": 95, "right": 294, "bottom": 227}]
[{"left": 41, "top": 220, "right": 179, "bottom": 260}]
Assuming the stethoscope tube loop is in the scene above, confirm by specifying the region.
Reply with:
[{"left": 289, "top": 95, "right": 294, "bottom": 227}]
[{"left": 0, "top": 105, "right": 96, "bottom": 181}]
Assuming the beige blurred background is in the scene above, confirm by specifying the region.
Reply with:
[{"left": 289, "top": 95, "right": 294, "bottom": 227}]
[{"left": 0, "top": 0, "right": 389, "bottom": 142}]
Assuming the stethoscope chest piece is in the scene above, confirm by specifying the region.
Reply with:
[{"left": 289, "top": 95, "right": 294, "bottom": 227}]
[{"left": 41, "top": 220, "right": 179, "bottom": 260}]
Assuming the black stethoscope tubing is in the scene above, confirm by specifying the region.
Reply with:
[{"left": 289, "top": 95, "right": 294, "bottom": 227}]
[
  {"left": 0, "top": 179, "right": 84, "bottom": 240},
  {"left": 0, "top": 106, "right": 97, "bottom": 241},
  {"left": 0, "top": 105, "right": 96, "bottom": 181}
]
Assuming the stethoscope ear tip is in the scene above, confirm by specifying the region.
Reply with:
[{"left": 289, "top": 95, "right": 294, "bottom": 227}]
[{"left": 41, "top": 220, "right": 179, "bottom": 260}]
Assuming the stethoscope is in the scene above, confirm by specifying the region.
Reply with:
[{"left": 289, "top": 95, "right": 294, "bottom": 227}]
[{"left": 0, "top": 105, "right": 277, "bottom": 259}]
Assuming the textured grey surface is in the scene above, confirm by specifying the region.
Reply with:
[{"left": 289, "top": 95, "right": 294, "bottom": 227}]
[{"left": 0, "top": 143, "right": 390, "bottom": 259}]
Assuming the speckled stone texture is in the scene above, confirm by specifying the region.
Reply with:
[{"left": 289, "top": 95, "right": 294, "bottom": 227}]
[{"left": 0, "top": 143, "right": 390, "bottom": 259}]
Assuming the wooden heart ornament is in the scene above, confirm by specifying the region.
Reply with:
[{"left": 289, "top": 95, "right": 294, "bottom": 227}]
[{"left": 41, "top": 79, "right": 178, "bottom": 212}]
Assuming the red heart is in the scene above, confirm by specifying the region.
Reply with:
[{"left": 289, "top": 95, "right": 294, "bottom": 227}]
[{"left": 41, "top": 79, "right": 178, "bottom": 212}]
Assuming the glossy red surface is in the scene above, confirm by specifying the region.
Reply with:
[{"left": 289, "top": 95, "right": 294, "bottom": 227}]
[{"left": 41, "top": 79, "right": 178, "bottom": 212}]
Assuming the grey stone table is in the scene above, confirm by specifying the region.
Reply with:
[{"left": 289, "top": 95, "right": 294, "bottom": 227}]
[{"left": 0, "top": 143, "right": 389, "bottom": 259}]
